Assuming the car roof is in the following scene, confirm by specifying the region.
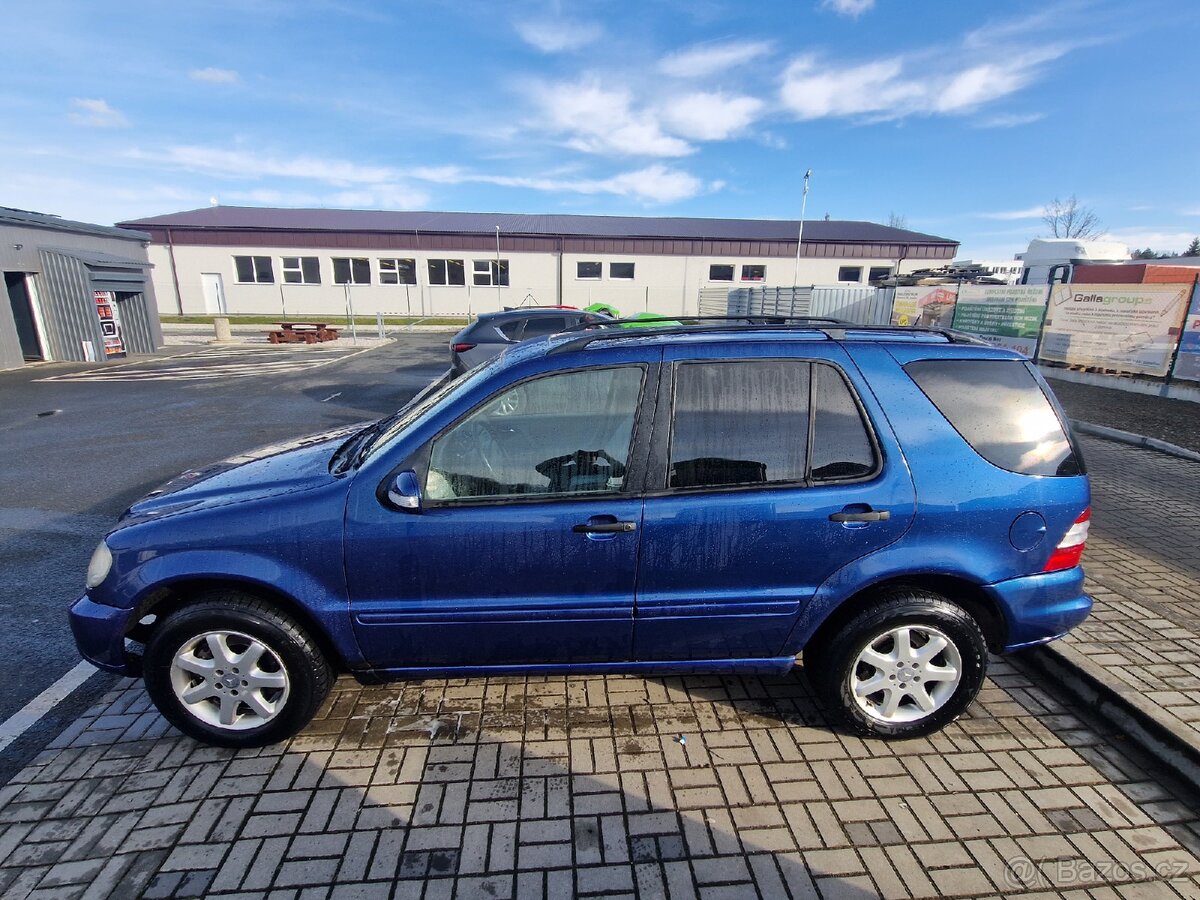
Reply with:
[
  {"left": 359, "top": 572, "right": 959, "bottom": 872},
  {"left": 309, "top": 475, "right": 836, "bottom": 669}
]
[{"left": 478, "top": 307, "right": 584, "bottom": 321}]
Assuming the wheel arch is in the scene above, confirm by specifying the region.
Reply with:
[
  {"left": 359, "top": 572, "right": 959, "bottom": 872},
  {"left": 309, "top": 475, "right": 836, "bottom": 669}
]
[
  {"left": 800, "top": 574, "right": 1009, "bottom": 659},
  {"left": 127, "top": 577, "right": 349, "bottom": 673}
]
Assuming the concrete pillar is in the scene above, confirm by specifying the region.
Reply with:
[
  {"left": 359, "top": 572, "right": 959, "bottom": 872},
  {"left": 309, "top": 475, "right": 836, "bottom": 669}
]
[{"left": 211, "top": 317, "right": 234, "bottom": 344}]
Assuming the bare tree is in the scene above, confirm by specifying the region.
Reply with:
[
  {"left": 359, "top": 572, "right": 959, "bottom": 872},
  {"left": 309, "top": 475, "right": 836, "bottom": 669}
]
[
  {"left": 887, "top": 211, "right": 908, "bottom": 229},
  {"left": 1042, "top": 195, "right": 1104, "bottom": 239}
]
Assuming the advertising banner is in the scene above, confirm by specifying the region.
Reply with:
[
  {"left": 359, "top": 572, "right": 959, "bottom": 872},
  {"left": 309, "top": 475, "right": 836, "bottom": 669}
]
[
  {"left": 93, "top": 290, "right": 126, "bottom": 358},
  {"left": 890, "top": 285, "right": 958, "bottom": 327},
  {"left": 951, "top": 285, "right": 1050, "bottom": 356},
  {"left": 1172, "top": 282, "right": 1200, "bottom": 382},
  {"left": 1038, "top": 283, "right": 1191, "bottom": 376}
]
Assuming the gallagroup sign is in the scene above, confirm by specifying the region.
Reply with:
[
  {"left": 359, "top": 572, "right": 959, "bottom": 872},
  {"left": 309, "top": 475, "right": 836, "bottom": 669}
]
[{"left": 1038, "top": 283, "right": 1191, "bottom": 376}]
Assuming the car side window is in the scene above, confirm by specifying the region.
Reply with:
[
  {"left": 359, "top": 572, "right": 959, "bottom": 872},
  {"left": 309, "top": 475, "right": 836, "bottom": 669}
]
[
  {"left": 496, "top": 319, "right": 525, "bottom": 341},
  {"left": 669, "top": 360, "right": 810, "bottom": 489},
  {"left": 425, "top": 367, "right": 644, "bottom": 502},
  {"left": 520, "top": 316, "right": 569, "bottom": 339},
  {"left": 809, "top": 364, "right": 878, "bottom": 481}
]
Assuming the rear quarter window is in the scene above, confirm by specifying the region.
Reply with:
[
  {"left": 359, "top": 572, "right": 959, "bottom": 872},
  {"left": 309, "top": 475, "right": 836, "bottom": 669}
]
[{"left": 904, "top": 359, "right": 1083, "bottom": 477}]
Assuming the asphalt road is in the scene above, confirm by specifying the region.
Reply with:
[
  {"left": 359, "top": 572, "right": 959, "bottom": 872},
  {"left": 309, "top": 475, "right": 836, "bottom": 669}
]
[{"left": 0, "top": 333, "right": 450, "bottom": 769}]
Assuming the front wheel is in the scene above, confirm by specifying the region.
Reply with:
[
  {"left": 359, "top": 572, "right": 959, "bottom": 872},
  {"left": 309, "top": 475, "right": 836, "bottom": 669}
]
[
  {"left": 808, "top": 589, "right": 988, "bottom": 738},
  {"left": 143, "top": 593, "right": 333, "bottom": 748}
]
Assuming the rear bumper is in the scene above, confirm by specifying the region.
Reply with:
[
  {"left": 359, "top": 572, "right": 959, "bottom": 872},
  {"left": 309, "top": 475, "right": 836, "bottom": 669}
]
[
  {"left": 68, "top": 594, "right": 140, "bottom": 676},
  {"left": 988, "top": 567, "right": 1092, "bottom": 652}
]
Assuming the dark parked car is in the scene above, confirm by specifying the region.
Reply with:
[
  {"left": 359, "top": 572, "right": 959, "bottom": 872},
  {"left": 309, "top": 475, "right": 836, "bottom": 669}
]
[
  {"left": 449, "top": 307, "right": 606, "bottom": 373},
  {"left": 71, "top": 320, "right": 1091, "bottom": 747}
]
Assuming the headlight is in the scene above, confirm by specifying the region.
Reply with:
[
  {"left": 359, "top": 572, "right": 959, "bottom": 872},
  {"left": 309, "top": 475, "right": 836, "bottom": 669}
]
[{"left": 86, "top": 541, "right": 113, "bottom": 589}]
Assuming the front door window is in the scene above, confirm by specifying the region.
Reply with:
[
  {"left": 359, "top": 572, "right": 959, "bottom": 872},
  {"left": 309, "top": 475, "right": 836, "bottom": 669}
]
[{"left": 426, "top": 366, "right": 644, "bottom": 501}]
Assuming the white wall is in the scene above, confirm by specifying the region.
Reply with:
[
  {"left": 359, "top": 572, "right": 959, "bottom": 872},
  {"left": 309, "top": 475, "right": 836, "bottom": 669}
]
[{"left": 154, "top": 242, "right": 931, "bottom": 318}]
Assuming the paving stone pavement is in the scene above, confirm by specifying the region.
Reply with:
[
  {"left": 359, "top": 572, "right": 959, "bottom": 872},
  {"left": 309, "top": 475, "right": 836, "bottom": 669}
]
[
  {"left": 1060, "top": 436, "right": 1200, "bottom": 749},
  {"left": 3, "top": 652, "right": 1200, "bottom": 899}
]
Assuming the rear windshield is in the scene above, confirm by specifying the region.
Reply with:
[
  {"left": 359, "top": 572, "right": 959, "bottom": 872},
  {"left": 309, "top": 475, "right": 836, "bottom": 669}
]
[{"left": 904, "top": 359, "right": 1083, "bottom": 477}]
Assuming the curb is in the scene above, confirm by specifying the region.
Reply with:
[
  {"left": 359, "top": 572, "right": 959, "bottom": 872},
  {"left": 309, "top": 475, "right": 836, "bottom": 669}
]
[
  {"left": 1020, "top": 641, "right": 1200, "bottom": 795},
  {"left": 1070, "top": 420, "right": 1200, "bottom": 464}
]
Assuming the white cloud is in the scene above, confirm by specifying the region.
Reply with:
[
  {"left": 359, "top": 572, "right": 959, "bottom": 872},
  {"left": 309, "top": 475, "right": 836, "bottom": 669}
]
[
  {"left": 134, "top": 143, "right": 708, "bottom": 206},
  {"left": 514, "top": 18, "right": 603, "bottom": 53},
  {"left": 67, "top": 98, "right": 128, "bottom": 128},
  {"left": 659, "top": 92, "right": 763, "bottom": 141},
  {"left": 975, "top": 206, "right": 1049, "bottom": 220},
  {"left": 1106, "top": 229, "right": 1192, "bottom": 252},
  {"left": 658, "top": 40, "right": 773, "bottom": 78},
  {"left": 779, "top": 44, "right": 1070, "bottom": 121},
  {"left": 822, "top": 0, "right": 875, "bottom": 17},
  {"left": 974, "top": 112, "right": 1045, "bottom": 128},
  {"left": 189, "top": 67, "right": 240, "bottom": 84},
  {"left": 530, "top": 81, "right": 693, "bottom": 157},
  {"left": 150, "top": 145, "right": 397, "bottom": 184}
]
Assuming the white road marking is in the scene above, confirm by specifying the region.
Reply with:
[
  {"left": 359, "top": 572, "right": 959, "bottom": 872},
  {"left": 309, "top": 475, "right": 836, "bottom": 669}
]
[
  {"left": 0, "top": 660, "right": 97, "bottom": 753},
  {"left": 321, "top": 392, "right": 343, "bottom": 402},
  {"left": 36, "top": 344, "right": 378, "bottom": 383}
]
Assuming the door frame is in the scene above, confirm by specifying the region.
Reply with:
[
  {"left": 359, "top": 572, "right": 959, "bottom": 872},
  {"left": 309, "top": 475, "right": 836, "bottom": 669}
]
[{"left": 200, "top": 272, "right": 227, "bottom": 314}]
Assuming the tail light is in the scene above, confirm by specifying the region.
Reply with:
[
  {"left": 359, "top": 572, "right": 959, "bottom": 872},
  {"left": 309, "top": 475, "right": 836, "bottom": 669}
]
[
  {"left": 1044, "top": 507, "right": 1090, "bottom": 572},
  {"left": 451, "top": 342, "right": 476, "bottom": 353}
]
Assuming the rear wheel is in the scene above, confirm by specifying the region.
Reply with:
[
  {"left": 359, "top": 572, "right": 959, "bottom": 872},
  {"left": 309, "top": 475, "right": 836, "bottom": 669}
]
[
  {"left": 807, "top": 589, "right": 987, "bottom": 738},
  {"left": 143, "top": 592, "right": 333, "bottom": 748}
]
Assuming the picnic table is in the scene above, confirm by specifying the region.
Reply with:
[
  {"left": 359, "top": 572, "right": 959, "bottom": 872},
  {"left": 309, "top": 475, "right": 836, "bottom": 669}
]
[{"left": 266, "top": 322, "right": 341, "bottom": 344}]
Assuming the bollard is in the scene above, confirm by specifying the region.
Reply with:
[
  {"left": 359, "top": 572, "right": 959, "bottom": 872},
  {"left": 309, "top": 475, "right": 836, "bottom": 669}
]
[
  {"left": 377, "top": 312, "right": 385, "bottom": 339},
  {"left": 211, "top": 316, "right": 234, "bottom": 344}
]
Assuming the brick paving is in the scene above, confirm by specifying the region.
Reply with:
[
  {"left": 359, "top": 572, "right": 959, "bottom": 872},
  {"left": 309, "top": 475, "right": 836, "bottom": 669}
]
[
  {"left": 2, "top": 655, "right": 1200, "bottom": 898},
  {"left": 1062, "top": 436, "right": 1200, "bottom": 749}
]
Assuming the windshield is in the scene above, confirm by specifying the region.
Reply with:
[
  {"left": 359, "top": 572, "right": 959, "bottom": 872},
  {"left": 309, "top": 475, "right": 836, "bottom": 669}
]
[{"left": 359, "top": 357, "right": 500, "bottom": 464}]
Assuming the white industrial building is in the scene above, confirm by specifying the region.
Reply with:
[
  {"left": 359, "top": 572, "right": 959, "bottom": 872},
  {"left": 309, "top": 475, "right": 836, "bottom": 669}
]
[{"left": 119, "top": 207, "right": 959, "bottom": 318}]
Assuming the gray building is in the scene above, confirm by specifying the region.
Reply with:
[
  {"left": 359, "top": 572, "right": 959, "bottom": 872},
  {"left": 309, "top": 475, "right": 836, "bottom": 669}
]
[{"left": 1, "top": 207, "right": 162, "bottom": 372}]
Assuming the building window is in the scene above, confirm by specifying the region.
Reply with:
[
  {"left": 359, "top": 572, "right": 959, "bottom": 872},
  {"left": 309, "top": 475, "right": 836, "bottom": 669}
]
[
  {"left": 741, "top": 264, "right": 765, "bottom": 282},
  {"left": 473, "top": 260, "right": 510, "bottom": 287},
  {"left": 234, "top": 256, "right": 274, "bottom": 284},
  {"left": 577, "top": 261, "right": 602, "bottom": 280},
  {"left": 333, "top": 258, "right": 371, "bottom": 285},
  {"left": 379, "top": 258, "right": 417, "bottom": 285},
  {"left": 609, "top": 262, "right": 635, "bottom": 280},
  {"left": 708, "top": 264, "right": 735, "bottom": 281},
  {"left": 838, "top": 266, "right": 863, "bottom": 283},
  {"left": 428, "top": 259, "right": 466, "bottom": 286},
  {"left": 281, "top": 256, "right": 321, "bottom": 284},
  {"left": 868, "top": 266, "right": 892, "bottom": 282}
]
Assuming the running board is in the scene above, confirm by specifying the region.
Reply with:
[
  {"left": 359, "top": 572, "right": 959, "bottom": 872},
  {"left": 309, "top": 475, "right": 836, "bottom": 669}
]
[{"left": 351, "top": 656, "right": 798, "bottom": 684}]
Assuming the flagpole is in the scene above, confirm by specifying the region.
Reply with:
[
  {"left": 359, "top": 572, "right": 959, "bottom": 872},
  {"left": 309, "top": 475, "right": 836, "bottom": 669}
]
[{"left": 792, "top": 169, "right": 812, "bottom": 287}]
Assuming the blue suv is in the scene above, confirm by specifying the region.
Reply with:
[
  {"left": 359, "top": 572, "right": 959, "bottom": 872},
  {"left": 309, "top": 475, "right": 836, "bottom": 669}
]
[{"left": 70, "top": 319, "right": 1091, "bottom": 747}]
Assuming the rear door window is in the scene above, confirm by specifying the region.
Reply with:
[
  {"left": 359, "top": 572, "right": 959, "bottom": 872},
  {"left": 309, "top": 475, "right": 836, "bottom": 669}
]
[
  {"left": 905, "top": 359, "right": 1083, "bottom": 476},
  {"left": 810, "top": 365, "right": 877, "bottom": 481},
  {"left": 669, "top": 360, "right": 810, "bottom": 488}
]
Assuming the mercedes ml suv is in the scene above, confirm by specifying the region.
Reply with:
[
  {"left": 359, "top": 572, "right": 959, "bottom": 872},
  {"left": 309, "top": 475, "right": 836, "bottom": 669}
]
[{"left": 71, "top": 319, "right": 1091, "bottom": 747}]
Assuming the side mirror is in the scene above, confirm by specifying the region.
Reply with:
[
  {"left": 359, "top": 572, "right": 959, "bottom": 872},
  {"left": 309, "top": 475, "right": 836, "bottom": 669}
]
[{"left": 386, "top": 470, "right": 422, "bottom": 512}]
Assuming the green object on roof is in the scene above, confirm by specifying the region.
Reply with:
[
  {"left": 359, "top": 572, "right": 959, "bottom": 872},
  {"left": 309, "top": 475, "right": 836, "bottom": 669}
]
[{"left": 583, "top": 303, "right": 682, "bottom": 328}]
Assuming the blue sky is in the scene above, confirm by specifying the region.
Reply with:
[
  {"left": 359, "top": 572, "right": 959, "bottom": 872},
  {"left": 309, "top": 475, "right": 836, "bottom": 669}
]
[{"left": 1, "top": 0, "right": 1198, "bottom": 259}]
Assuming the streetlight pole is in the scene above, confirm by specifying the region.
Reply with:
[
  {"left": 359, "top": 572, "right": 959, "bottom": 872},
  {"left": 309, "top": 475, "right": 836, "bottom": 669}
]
[
  {"left": 495, "top": 226, "right": 502, "bottom": 309},
  {"left": 791, "top": 169, "right": 812, "bottom": 288}
]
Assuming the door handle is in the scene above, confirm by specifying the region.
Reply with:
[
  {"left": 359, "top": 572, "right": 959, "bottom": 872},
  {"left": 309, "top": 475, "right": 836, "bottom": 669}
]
[
  {"left": 829, "top": 508, "right": 890, "bottom": 523},
  {"left": 572, "top": 521, "right": 637, "bottom": 534}
]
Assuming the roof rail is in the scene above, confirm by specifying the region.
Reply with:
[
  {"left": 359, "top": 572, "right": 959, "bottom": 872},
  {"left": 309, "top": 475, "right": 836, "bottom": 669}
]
[
  {"left": 547, "top": 316, "right": 987, "bottom": 355},
  {"left": 549, "top": 314, "right": 852, "bottom": 355}
]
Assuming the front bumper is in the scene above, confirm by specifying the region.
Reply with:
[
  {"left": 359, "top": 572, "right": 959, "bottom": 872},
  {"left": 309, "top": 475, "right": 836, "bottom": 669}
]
[
  {"left": 988, "top": 567, "right": 1092, "bottom": 652},
  {"left": 68, "top": 594, "right": 140, "bottom": 676}
]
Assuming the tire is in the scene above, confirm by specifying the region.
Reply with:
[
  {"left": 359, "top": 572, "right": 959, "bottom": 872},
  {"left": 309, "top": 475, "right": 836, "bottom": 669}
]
[
  {"left": 806, "top": 588, "right": 987, "bottom": 739},
  {"left": 143, "top": 592, "right": 333, "bottom": 748}
]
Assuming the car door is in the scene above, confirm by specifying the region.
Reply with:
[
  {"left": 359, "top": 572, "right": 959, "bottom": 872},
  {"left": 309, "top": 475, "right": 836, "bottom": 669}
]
[
  {"left": 344, "top": 352, "right": 659, "bottom": 670},
  {"left": 632, "top": 341, "right": 916, "bottom": 661}
]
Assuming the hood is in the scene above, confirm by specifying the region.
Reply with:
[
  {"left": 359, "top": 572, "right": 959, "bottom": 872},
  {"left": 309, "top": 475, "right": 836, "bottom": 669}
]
[{"left": 122, "top": 422, "right": 367, "bottom": 522}]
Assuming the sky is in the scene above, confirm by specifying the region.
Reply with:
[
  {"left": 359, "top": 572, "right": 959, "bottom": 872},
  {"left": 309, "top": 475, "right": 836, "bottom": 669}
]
[{"left": 1, "top": 0, "right": 1198, "bottom": 260}]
